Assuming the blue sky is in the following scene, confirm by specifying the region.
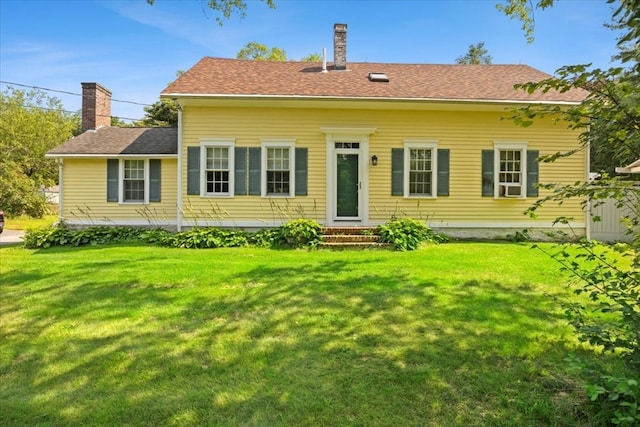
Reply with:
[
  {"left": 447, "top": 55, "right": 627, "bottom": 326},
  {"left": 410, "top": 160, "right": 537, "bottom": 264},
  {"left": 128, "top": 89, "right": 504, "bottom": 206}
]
[{"left": 0, "top": 0, "right": 621, "bottom": 122}]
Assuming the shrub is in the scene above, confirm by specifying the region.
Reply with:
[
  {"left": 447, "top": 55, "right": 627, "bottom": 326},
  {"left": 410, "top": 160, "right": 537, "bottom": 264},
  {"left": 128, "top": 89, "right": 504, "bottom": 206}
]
[
  {"left": 161, "top": 227, "right": 248, "bottom": 249},
  {"left": 278, "top": 219, "right": 322, "bottom": 248},
  {"left": 139, "top": 228, "right": 174, "bottom": 245},
  {"left": 247, "top": 228, "right": 282, "bottom": 248},
  {"left": 24, "top": 225, "right": 143, "bottom": 249},
  {"left": 24, "top": 224, "right": 72, "bottom": 249},
  {"left": 378, "top": 218, "right": 443, "bottom": 251},
  {"left": 539, "top": 240, "right": 640, "bottom": 426}
]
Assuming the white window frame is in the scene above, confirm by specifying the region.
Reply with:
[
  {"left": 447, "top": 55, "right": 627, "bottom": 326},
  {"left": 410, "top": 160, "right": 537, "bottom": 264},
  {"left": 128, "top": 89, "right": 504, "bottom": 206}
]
[
  {"left": 261, "top": 140, "right": 295, "bottom": 197},
  {"left": 494, "top": 141, "right": 527, "bottom": 199},
  {"left": 119, "top": 158, "right": 149, "bottom": 204},
  {"left": 404, "top": 140, "right": 438, "bottom": 198},
  {"left": 200, "top": 138, "right": 235, "bottom": 197}
]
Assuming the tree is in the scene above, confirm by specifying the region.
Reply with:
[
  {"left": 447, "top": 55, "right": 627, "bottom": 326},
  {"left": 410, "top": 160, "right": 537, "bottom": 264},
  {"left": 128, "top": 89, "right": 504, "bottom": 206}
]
[
  {"left": 237, "top": 41, "right": 287, "bottom": 61},
  {"left": 502, "top": 1, "right": 640, "bottom": 424},
  {"left": 0, "top": 87, "right": 76, "bottom": 217},
  {"left": 139, "top": 99, "right": 179, "bottom": 127},
  {"left": 146, "top": 0, "right": 275, "bottom": 25},
  {"left": 300, "top": 52, "right": 322, "bottom": 62},
  {"left": 496, "top": 0, "right": 554, "bottom": 43},
  {"left": 455, "top": 42, "right": 492, "bottom": 64}
]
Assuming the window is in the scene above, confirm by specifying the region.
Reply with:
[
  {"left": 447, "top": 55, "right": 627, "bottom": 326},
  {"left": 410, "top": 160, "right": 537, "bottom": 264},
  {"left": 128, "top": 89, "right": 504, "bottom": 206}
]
[
  {"left": 199, "top": 139, "right": 234, "bottom": 196},
  {"left": 123, "top": 160, "right": 145, "bottom": 202},
  {"left": 408, "top": 148, "right": 433, "bottom": 196},
  {"left": 391, "top": 142, "right": 449, "bottom": 198},
  {"left": 186, "top": 142, "right": 306, "bottom": 197},
  {"left": 205, "top": 147, "right": 229, "bottom": 194},
  {"left": 404, "top": 141, "right": 438, "bottom": 197},
  {"left": 262, "top": 140, "right": 295, "bottom": 197},
  {"left": 497, "top": 149, "right": 523, "bottom": 197},
  {"left": 481, "top": 142, "right": 539, "bottom": 198},
  {"left": 107, "top": 158, "right": 160, "bottom": 204}
]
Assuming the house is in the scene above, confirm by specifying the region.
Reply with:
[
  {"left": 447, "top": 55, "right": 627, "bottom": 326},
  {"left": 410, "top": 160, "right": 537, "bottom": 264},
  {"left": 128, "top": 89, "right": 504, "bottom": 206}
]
[{"left": 47, "top": 24, "right": 588, "bottom": 239}]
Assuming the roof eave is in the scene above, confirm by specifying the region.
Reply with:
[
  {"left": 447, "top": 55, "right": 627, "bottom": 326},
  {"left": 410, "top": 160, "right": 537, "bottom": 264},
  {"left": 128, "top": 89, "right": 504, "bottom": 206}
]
[
  {"left": 161, "top": 92, "right": 583, "bottom": 106},
  {"left": 45, "top": 153, "right": 178, "bottom": 159}
]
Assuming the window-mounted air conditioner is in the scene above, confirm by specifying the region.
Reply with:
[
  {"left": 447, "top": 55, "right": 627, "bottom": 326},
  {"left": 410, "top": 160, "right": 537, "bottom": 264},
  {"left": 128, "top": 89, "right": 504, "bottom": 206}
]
[{"left": 500, "top": 183, "right": 522, "bottom": 198}]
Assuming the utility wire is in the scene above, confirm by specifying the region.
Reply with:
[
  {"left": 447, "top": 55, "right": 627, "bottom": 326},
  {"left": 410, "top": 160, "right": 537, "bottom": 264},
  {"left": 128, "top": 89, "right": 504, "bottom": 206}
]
[{"left": 0, "top": 80, "right": 154, "bottom": 107}]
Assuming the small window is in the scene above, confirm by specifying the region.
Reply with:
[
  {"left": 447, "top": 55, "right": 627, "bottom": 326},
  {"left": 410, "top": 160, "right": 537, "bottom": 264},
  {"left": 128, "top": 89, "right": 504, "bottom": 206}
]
[{"left": 335, "top": 142, "right": 360, "bottom": 149}]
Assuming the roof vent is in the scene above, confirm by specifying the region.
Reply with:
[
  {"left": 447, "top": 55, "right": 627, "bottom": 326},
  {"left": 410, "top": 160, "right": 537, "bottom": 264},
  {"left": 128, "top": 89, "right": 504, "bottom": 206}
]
[{"left": 368, "top": 72, "right": 389, "bottom": 82}]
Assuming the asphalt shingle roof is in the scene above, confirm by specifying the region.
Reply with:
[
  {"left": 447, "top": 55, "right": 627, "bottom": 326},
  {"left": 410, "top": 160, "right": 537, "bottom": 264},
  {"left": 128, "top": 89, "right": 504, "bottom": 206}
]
[
  {"left": 162, "top": 57, "right": 586, "bottom": 103},
  {"left": 47, "top": 127, "right": 177, "bottom": 156}
]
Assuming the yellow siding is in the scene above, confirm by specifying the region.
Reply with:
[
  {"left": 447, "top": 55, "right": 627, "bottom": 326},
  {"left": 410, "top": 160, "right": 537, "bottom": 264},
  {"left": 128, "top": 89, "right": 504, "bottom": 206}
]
[
  {"left": 61, "top": 158, "right": 177, "bottom": 224},
  {"left": 181, "top": 105, "right": 586, "bottom": 227}
]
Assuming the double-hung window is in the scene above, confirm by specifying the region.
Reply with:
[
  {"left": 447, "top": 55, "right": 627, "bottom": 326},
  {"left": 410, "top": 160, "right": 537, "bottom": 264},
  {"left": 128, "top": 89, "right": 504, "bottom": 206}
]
[
  {"left": 497, "top": 148, "right": 523, "bottom": 197},
  {"left": 482, "top": 142, "right": 538, "bottom": 199},
  {"left": 404, "top": 141, "right": 438, "bottom": 197},
  {"left": 494, "top": 143, "right": 526, "bottom": 198},
  {"left": 122, "top": 160, "right": 146, "bottom": 203},
  {"left": 123, "top": 159, "right": 146, "bottom": 202},
  {"left": 262, "top": 140, "right": 295, "bottom": 197},
  {"left": 107, "top": 158, "right": 161, "bottom": 204},
  {"left": 200, "top": 139, "right": 234, "bottom": 196}
]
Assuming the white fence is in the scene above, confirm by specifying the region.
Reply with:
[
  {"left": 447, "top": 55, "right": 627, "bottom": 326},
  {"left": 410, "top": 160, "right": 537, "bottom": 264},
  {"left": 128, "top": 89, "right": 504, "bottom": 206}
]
[{"left": 589, "top": 192, "right": 638, "bottom": 242}]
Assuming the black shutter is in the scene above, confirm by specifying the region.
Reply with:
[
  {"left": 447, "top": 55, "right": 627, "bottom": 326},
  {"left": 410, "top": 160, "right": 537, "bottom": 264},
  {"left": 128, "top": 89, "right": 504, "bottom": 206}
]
[
  {"left": 149, "top": 159, "right": 161, "bottom": 202},
  {"left": 481, "top": 150, "right": 494, "bottom": 197},
  {"left": 527, "top": 150, "right": 539, "bottom": 197},
  {"left": 295, "top": 147, "right": 308, "bottom": 196},
  {"left": 234, "top": 147, "right": 247, "bottom": 195},
  {"left": 107, "top": 159, "right": 119, "bottom": 202},
  {"left": 391, "top": 148, "right": 404, "bottom": 196},
  {"left": 248, "top": 147, "right": 261, "bottom": 196},
  {"left": 187, "top": 147, "right": 200, "bottom": 195},
  {"left": 437, "top": 149, "right": 450, "bottom": 197}
]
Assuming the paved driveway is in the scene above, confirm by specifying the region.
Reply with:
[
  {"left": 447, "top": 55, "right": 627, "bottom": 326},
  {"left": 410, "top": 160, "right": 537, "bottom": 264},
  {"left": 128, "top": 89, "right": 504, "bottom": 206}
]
[{"left": 0, "top": 230, "right": 25, "bottom": 245}]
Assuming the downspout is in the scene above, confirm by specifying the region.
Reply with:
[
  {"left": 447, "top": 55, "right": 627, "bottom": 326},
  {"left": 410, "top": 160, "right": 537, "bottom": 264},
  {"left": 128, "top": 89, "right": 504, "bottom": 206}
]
[
  {"left": 176, "top": 106, "right": 183, "bottom": 231},
  {"left": 57, "top": 158, "right": 64, "bottom": 224}
]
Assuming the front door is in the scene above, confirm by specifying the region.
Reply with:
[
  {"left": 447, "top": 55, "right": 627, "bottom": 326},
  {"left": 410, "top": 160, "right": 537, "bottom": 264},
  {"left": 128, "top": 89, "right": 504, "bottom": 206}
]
[{"left": 336, "top": 152, "right": 359, "bottom": 218}]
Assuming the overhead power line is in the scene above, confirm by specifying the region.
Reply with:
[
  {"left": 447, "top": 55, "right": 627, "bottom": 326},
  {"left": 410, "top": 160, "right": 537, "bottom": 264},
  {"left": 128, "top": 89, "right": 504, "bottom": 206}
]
[
  {"left": 0, "top": 80, "right": 154, "bottom": 107},
  {"left": 4, "top": 101, "right": 143, "bottom": 123}
]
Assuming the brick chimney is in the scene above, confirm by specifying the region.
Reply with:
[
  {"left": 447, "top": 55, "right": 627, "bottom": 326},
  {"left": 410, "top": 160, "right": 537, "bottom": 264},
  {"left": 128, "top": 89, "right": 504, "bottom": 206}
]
[
  {"left": 81, "top": 82, "right": 112, "bottom": 132},
  {"left": 333, "top": 23, "right": 347, "bottom": 70}
]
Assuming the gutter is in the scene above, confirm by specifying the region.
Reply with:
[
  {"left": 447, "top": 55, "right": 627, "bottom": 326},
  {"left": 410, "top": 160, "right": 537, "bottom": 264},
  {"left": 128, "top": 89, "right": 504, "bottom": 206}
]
[
  {"left": 160, "top": 92, "right": 584, "bottom": 106},
  {"left": 45, "top": 154, "right": 178, "bottom": 159}
]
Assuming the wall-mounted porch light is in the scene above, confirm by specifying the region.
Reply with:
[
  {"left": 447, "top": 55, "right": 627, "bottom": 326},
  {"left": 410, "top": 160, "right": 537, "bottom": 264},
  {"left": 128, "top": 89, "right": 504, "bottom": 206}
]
[{"left": 371, "top": 155, "right": 378, "bottom": 166}]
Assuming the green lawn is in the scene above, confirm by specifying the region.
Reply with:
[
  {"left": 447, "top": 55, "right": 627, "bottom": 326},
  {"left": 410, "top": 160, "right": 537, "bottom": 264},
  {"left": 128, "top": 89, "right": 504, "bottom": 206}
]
[
  {"left": 3, "top": 214, "right": 58, "bottom": 231},
  {"left": 0, "top": 243, "right": 616, "bottom": 426}
]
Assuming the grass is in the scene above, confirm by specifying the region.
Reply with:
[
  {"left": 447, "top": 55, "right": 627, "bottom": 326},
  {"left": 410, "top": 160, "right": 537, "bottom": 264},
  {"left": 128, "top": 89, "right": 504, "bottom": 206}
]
[
  {"left": 4, "top": 214, "right": 58, "bottom": 231},
  {"left": 0, "top": 242, "right": 621, "bottom": 426}
]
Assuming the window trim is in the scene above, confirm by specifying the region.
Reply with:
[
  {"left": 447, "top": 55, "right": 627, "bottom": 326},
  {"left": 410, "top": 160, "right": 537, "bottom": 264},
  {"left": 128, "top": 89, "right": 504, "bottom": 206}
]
[
  {"left": 261, "top": 140, "right": 296, "bottom": 197},
  {"left": 200, "top": 138, "right": 235, "bottom": 197},
  {"left": 494, "top": 141, "right": 528, "bottom": 199},
  {"left": 403, "top": 140, "right": 438, "bottom": 198},
  {"left": 119, "top": 158, "right": 149, "bottom": 204}
]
